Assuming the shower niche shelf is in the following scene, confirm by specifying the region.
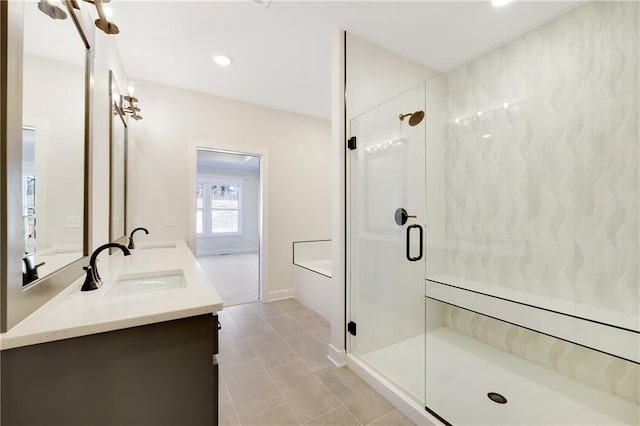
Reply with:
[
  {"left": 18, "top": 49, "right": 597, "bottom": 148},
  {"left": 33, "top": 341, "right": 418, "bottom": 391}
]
[{"left": 425, "top": 277, "right": 639, "bottom": 364}]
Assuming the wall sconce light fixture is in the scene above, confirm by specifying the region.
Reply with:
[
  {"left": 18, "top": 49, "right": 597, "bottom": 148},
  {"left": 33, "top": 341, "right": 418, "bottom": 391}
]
[
  {"left": 81, "top": 0, "right": 120, "bottom": 35},
  {"left": 37, "top": 0, "right": 68, "bottom": 20},
  {"left": 38, "top": 0, "right": 120, "bottom": 35},
  {"left": 122, "top": 95, "right": 143, "bottom": 121}
]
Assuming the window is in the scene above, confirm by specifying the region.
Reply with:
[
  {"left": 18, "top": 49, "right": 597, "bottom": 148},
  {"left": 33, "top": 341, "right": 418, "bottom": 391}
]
[
  {"left": 196, "top": 181, "right": 242, "bottom": 235},
  {"left": 211, "top": 184, "right": 240, "bottom": 233},
  {"left": 196, "top": 184, "right": 204, "bottom": 234}
]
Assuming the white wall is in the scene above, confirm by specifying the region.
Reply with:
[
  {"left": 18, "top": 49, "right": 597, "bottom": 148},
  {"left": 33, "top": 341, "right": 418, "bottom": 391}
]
[
  {"left": 22, "top": 54, "right": 84, "bottom": 251},
  {"left": 20, "top": 19, "right": 128, "bottom": 255},
  {"left": 91, "top": 29, "right": 128, "bottom": 250},
  {"left": 196, "top": 164, "right": 260, "bottom": 256},
  {"left": 128, "top": 81, "right": 331, "bottom": 301},
  {"left": 346, "top": 34, "right": 438, "bottom": 119}
]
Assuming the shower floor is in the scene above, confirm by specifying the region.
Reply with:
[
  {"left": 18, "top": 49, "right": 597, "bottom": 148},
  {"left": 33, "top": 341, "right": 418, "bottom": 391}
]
[{"left": 362, "top": 328, "right": 636, "bottom": 425}]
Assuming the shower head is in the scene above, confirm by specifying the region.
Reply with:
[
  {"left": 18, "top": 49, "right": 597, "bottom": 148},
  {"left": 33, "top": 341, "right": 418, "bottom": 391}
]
[
  {"left": 399, "top": 110, "right": 425, "bottom": 127},
  {"left": 38, "top": 0, "right": 68, "bottom": 20}
]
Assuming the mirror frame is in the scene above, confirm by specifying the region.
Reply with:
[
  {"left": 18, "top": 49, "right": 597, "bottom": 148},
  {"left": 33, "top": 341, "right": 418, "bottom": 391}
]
[
  {"left": 109, "top": 70, "right": 127, "bottom": 245},
  {"left": 0, "top": 1, "right": 94, "bottom": 331}
]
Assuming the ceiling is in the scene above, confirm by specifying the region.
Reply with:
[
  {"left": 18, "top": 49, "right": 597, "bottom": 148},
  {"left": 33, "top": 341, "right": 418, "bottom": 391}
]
[
  {"left": 112, "top": 1, "right": 579, "bottom": 119},
  {"left": 197, "top": 149, "right": 260, "bottom": 170}
]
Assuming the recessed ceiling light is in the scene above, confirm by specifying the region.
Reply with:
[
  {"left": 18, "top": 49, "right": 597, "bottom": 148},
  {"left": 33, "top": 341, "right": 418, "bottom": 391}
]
[
  {"left": 482, "top": 133, "right": 492, "bottom": 139},
  {"left": 213, "top": 55, "right": 233, "bottom": 67},
  {"left": 492, "top": 0, "right": 513, "bottom": 7}
]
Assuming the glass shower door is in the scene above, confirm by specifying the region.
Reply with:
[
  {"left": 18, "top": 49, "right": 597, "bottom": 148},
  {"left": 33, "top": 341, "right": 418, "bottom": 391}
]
[{"left": 348, "top": 84, "right": 426, "bottom": 404}]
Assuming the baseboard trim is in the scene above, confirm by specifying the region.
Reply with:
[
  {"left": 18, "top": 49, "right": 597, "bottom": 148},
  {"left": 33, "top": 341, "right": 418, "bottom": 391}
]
[
  {"left": 196, "top": 248, "right": 258, "bottom": 257},
  {"left": 327, "top": 344, "right": 347, "bottom": 367},
  {"left": 263, "top": 289, "right": 294, "bottom": 302}
]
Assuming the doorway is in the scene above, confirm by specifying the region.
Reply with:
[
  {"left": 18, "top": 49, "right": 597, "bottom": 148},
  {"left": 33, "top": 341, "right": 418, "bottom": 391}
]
[{"left": 194, "top": 148, "right": 261, "bottom": 306}]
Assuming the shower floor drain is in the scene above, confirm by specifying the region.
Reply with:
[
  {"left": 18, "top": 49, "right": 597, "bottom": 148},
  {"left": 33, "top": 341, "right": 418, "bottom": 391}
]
[{"left": 487, "top": 392, "right": 508, "bottom": 404}]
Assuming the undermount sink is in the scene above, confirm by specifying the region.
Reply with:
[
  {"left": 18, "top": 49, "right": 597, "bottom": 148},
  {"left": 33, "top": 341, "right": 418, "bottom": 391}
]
[
  {"left": 139, "top": 242, "right": 177, "bottom": 250},
  {"left": 106, "top": 270, "right": 186, "bottom": 297}
]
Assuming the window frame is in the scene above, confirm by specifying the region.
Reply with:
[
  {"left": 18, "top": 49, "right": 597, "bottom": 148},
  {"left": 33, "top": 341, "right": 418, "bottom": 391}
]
[{"left": 196, "top": 177, "right": 243, "bottom": 237}]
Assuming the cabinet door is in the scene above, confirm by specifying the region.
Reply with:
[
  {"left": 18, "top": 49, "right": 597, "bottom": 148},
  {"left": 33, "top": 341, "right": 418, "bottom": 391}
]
[{"left": 2, "top": 314, "right": 217, "bottom": 426}]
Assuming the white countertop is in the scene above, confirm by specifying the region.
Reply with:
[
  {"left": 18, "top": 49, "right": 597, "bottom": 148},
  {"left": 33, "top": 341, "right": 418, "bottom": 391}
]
[{"left": 1, "top": 240, "right": 224, "bottom": 350}]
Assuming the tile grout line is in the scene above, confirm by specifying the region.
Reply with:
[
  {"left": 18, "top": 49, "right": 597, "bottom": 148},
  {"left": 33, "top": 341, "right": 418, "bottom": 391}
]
[
  {"left": 222, "top": 321, "right": 298, "bottom": 424},
  {"left": 239, "top": 402, "right": 292, "bottom": 425},
  {"left": 224, "top": 301, "right": 381, "bottom": 425},
  {"left": 244, "top": 331, "right": 300, "bottom": 371},
  {"left": 262, "top": 303, "right": 347, "bottom": 424},
  {"left": 237, "top": 306, "right": 315, "bottom": 425},
  {"left": 263, "top": 313, "right": 310, "bottom": 340},
  {"left": 218, "top": 369, "right": 242, "bottom": 425},
  {"left": 311, "top": 367, "right": 364, "bottom": 426},
  {"left": 300, "top": 405, "right": 351, "bottom": 425},
  {"left": 266, "top": 358, "right": 347, "bottom": 425},
  {"left": 279, "top": 323, "right": 329, "bottom": 373},
  {"left": 252, "top": 341, "right": 306, "bottom": 425},
  {"left": 280, "top": 343, "right": 360, "bottom": 425},
  {"left": 290, "top": 314, "right": 331, "bottom": 344},
  {"left": 364, "top": 409, "right": 399, "bottom": 426}
]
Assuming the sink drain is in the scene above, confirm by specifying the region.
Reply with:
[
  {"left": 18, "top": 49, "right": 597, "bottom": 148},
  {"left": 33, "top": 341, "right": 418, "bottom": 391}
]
[{"left": 487, "top": 392, "right": 508, "bottom": 404}]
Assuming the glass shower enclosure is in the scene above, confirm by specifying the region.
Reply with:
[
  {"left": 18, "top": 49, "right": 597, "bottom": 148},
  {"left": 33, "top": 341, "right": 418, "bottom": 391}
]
[
  {"left": 347, "top": 2, "right": 639, "bottom": 424},
  {"left": 349, "top": 83, "right": 427, "bottom": 404}
]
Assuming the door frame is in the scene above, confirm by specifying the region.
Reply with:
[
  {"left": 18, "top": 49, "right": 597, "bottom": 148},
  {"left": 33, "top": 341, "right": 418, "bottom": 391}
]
[{"left": 187, "top": 139, "right": 269, "bottom": 302}]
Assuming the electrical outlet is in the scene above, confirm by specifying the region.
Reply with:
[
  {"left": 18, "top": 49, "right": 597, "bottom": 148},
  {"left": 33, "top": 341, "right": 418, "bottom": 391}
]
[
  {"left": 132, "top": 216, "right": 140, "bottom": 227},
  {"left": 165, "top": 216, "right": 177, "bottom": 227},
  {"left": 113, "top": 216, "right": 121, "bottom": 229},
  {"left": 64, "top": 216, "right": 81, "bottom": 228}
]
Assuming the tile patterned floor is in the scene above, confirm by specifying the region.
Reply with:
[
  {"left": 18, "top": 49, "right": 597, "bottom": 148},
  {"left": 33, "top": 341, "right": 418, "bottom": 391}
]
[
  {"left": 218, "top": 299, "right": 415, "bottom": 425},
  {"left": 198, "top": 253, "right": 259, "bottom": 306}
]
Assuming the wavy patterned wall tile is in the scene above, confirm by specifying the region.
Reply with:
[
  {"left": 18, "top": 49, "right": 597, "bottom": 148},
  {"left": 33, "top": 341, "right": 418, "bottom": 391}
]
[{"left": 433, "top": 1, "right": 640, "bottom": 317}]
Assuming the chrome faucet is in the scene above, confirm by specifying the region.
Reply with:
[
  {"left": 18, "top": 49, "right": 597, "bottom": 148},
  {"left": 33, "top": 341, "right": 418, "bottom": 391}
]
[
  {"left": 81, "top": 243, "right": 131, "bottom": 291},
  {"left": 127, "top": 227, "right": 149, "bottom": 249}
]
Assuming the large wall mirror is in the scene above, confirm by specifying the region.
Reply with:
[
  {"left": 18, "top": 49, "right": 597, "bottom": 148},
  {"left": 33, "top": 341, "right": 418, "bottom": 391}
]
[
  {"left": 1, "top": 0, "right": 93, "bottom": 330},
  {"left": 109, "top": 71, "right": 127, "bottom": 244},
  {"left": 21, "top": 1, "right": 87, "bottom": 285}
]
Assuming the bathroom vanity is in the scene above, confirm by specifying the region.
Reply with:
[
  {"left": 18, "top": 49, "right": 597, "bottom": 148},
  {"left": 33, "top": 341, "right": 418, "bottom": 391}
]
[{"left": 0, "top": 241, "right": 223, "bottom": 426}]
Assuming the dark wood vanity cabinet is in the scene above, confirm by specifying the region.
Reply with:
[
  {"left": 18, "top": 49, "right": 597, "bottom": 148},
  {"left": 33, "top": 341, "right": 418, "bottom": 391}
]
[{"left": 1, "top": 313, "right": 219, "bottom": 426}]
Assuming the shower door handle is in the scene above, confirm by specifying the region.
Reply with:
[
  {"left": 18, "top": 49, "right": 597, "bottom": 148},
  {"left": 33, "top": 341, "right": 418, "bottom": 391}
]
[{"left": 406, "top": 224, "right": 423, "bottom": 262}]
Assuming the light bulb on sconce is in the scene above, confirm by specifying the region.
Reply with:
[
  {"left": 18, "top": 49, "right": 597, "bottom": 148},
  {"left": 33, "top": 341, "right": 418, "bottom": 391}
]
[
  {"left": 122, "top": 84, "right": 143, "bottom": 121},
  {"left": 103, "top": 4, "right": 113, "bottom": 19},
  {"left": 79, "top": 0, "right": 120, "bottom": 35}
]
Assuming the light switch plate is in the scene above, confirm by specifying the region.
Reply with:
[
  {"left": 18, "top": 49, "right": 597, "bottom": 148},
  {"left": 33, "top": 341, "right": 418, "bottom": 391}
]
[
  {"left": 64, "top": 216, "right": 81, "bottom": 228},
  {"left": 165, "top": 216, "right": 177, "bottom": 227}
]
